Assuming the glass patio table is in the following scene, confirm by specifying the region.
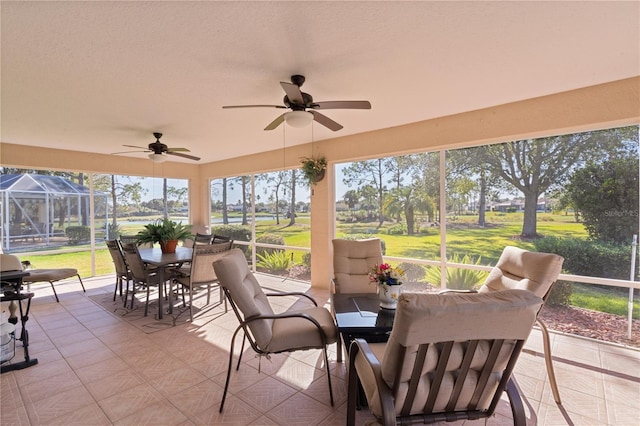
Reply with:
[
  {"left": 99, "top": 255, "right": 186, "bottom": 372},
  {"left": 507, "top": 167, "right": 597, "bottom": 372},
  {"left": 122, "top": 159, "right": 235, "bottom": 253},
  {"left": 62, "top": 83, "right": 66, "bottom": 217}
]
[
  {"left": 332, "top": 283, "right": 439, "bottom": 351},
  {"left": 332, "top": 293, "right": 397, "bottom": 349}
]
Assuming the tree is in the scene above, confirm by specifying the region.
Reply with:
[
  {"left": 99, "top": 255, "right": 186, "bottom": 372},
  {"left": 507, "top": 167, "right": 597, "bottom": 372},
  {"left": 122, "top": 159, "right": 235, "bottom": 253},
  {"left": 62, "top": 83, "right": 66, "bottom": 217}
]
[
  {"left": 288, "top": 169, "right": 297, "bottom": 226},
  {"left": 260, "top": 171, "right": 288, "bottom": 225},
  {"left": 211, "top": 178, "right": 230, "bottom": 224},
  {"left": 482, "top": 127, "right": 636, "bottom": 238},
  {"left": 383, "top": 185, "right": 435, "bottom": 235},
  {"left": 342, "top": 159, "right": 391, "bottom": 226},
  {"left": 342, "top": 190, "right": 359, "bottom": 217},
  {"left": 413, "top": 152, "right": 440, "bottom": 223},
  {"left": 447, "top": 148, "right": 503, "bottom": 226},
  {"left": 93, "top": 175, "right": 146, "bottom": 229},
  {"left": 566, "top": 157, "right": 639, "bottom": 244}
]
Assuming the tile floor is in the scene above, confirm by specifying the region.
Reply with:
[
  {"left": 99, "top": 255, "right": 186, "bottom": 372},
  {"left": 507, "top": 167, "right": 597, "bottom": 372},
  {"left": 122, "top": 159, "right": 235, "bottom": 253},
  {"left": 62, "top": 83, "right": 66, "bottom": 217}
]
[{"left": 1, "top": 274, "right": 639, "bottom": 425}]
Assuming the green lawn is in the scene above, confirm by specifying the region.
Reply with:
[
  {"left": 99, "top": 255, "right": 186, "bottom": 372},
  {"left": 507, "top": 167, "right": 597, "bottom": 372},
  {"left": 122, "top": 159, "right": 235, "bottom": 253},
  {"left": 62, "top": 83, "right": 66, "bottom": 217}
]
[{"left": 15, "top": 211, "right": 637, "bottom": 319}]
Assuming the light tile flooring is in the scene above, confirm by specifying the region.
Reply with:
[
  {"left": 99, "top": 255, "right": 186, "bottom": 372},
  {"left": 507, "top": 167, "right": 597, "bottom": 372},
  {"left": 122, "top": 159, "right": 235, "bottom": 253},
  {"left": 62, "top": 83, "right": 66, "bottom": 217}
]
[{"left": 1, "top": 274, "right": 639, "bottom": 425}]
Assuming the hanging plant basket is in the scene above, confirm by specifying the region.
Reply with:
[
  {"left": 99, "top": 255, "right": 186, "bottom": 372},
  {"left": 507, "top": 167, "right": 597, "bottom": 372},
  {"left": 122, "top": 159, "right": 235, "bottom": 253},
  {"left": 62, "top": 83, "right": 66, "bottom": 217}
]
[{"left": 300, "top": 156, "right": 327, "bottom": 185}]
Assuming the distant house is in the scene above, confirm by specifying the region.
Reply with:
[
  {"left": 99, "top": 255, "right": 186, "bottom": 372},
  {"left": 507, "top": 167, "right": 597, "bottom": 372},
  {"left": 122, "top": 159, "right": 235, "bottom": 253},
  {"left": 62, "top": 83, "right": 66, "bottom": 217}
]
[{"left": 487, "top": 197, "right": 551, "bottom": 213}]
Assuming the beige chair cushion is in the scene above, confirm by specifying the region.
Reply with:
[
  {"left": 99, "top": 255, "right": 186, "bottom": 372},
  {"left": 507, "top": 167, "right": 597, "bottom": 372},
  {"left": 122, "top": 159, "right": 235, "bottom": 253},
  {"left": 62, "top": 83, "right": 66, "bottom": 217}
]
[
  {"left": 1, "top": 254, "right": 24, "bottom": 272},
  {"left": 355, "top": 290, "right": 543, "bottom": 417},
  {"left": 22, "top": 268, "right": 78, "bottom": 283},
  {"left": 269, "top": 306, "right": 338, "bottom": 352},
  {"left": 479, "top": 245, "right": 564, "bottom": 298},
  {"left": 332, "top": 238, "right": 383, "bottom": 294}
]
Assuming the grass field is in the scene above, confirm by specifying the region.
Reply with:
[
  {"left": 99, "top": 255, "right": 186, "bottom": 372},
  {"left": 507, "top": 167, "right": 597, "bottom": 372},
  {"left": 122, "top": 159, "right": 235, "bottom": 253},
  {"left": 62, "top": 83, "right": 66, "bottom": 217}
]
[{"left": 15, "top": 211, "right": 638, "bottom": 319}]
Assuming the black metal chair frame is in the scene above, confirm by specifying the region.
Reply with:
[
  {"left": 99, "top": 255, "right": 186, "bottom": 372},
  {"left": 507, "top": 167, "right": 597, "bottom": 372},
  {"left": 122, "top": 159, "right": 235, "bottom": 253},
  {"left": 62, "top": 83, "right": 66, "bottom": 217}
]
[{"left": 219, "top": 287, "right": 334, "bottom": 412}]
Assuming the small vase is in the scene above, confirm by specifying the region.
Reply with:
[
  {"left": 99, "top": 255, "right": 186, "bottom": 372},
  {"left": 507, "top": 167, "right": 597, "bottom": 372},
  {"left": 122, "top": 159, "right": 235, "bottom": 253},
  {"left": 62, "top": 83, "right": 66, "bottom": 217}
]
[
  {"left": 378, "top": 283, "right": 402, "bottom": 309},
  {"left": 160, "top": 239, "right": 178, "bottom": 253}
]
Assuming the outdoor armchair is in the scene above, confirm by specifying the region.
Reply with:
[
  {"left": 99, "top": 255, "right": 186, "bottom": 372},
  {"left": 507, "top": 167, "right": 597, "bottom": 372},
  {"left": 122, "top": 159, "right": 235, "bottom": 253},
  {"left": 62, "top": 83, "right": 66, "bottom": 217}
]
[
  {"left": 477, "top": 245, "right": 565, "bottom": 404},
  {"left": 347, "top": 290, "right": 544, "bottom": 426},
  {"left": 213, "top": 248, "right": 338, "bottom": 412},
  {"left": 332, "top": 237, "right": 383, "bottom": 361},
  {"left": 332, "top": 238, "right": 383, "bottom": 294}
]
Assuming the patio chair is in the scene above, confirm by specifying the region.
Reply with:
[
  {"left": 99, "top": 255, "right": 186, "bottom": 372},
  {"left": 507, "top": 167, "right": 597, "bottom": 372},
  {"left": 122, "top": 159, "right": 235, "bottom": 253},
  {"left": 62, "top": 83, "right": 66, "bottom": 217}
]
[
  {"left": 173, "top": 240, "right": 233, "bottom": 320},
  {"left": 347, "top": 290, "right": 544, "bottom": 426},
  {"left": 120, "top": 242, "right": 165, "bottom": 316},
  {"left": 182, "top": 224, "right": 210, "bottom": 248},
  {"left": 213, "top": 248, "right": 338, "bottom": 412},
  {"left": 332, "top": 238, "right": 383, "bottom": 361},
  {"left": 119, "top": 235, "right": 153, "bottom": 248},
  {"left": 332, "top": 238, "right": 383, "bottom": 294},
  {"left": 477, "top": 245, "right": 565, "bottom": 404},
  {"left": 212, "top": 234, "right": 231, "bottom": 243},
  {"left": 105, "top": 239, "right": 132, "bottom": 303},
  {"left": 193, "top": 233, "right": 213, "bottom": 244},
  {"left": 1, "top": 253, "right": 85, "bottom": 302}
]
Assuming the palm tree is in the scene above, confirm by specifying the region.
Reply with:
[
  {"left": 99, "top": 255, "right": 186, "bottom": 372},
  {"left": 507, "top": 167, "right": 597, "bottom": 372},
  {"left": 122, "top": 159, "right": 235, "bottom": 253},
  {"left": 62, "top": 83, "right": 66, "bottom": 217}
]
[{"left": 383, "top": 186, "right": 434, "bottom": 235}]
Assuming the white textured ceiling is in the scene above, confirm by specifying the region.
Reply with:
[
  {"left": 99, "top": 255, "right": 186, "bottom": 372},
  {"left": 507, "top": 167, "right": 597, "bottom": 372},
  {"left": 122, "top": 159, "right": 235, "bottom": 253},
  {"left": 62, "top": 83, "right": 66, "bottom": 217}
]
[{"left": 1, "top": 1, "right": 638, "bottom": 164}]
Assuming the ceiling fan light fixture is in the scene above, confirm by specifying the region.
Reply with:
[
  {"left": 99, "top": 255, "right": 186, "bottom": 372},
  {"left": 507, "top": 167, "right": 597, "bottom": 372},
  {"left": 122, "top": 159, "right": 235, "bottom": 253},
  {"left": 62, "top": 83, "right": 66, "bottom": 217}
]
[
  {"left": 284, "top": 110, "right": 313, "bottom": 128},
  {"left": 149, "top": 153, "right": 168, "bottom": 163}
]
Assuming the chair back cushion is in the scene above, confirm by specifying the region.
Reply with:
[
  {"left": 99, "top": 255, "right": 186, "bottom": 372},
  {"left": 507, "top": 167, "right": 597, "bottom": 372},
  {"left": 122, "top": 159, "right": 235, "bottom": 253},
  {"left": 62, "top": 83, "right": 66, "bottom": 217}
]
[
  {"left": 1, "top": 254, "right": 24, "bottom": 272},
  {"left": 479, "top": 246, "right": 564, "bottom": 299},
  {"left": 189, "top": 241, "right": 233, "bottom": 284},
  {"left": 372, "top": 290, "right": 542, "bottom": 416},
  {"left": 213, "top": 249, "right": 275, "bottom": 348},
  {"left": 332, "top": 238, "right": 383, "bottom": 293}
]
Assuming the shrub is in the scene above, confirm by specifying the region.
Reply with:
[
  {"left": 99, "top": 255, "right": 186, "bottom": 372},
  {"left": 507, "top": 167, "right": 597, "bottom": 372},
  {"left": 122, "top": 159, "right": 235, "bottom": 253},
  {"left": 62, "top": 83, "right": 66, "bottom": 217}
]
[
  {"left": 397, "top": 262, "right": 426, "bottom": 282},
  {"left": 256, "top": 250, "right": 292, "bottom": 273},
  {"left": 546, "top": 280, "right": 573, "bottom": 306},
  {"left": 255, "top": 233, "right": 285, "bottom": 256},
  {"left": 387, "top": 224, "right": 406, "bottom": 235},
  {"left": 65, "top": 226, "right": 91, "bottom": 245},
  {"left": 425, "top": 254, "right": 489, "bottom": 290},
  {"left": 534, "top": 236, "right": 634, "bottom": 280},
  {"left": 340, "top": 234, "right": 386, "bottom": 255},
  {"left": 210, "top": 224, "right": 252, "bottom": 257},
  {"left": 107, "top": 223, "right": 121, "bottom": 239},
  {"left": 302, "top": 252, "right": 311, "bottom": 267},
  {"left": 210, "top": 224, "right": 251, "bottom": 242}
]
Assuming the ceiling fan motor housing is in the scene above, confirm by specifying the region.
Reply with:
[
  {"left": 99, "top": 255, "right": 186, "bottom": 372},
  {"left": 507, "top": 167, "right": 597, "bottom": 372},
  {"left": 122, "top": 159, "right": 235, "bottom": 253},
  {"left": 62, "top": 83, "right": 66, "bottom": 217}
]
[{"left": 283, "top": 92, "right": 313, "bottom": 110}]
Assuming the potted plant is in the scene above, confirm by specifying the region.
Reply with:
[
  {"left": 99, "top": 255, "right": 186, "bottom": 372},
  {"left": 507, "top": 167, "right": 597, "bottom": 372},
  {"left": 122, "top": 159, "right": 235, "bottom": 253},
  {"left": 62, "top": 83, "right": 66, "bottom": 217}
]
[
  {"left": 300, "top": 156, "right": 327, "bottom": 185},
  {"left": 135, "top": 219, "right": 193, "bottom": 253}
]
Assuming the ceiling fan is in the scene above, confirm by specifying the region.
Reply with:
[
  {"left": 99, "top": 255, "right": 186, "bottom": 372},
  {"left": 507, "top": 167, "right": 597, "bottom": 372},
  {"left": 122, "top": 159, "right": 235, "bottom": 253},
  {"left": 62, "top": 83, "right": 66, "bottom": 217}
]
[
  {"left": 222, "top": 75, "right": 371, "bottom": 131},
  {"left": 116, "top": 132, "right": 200, "bottom": 162}
]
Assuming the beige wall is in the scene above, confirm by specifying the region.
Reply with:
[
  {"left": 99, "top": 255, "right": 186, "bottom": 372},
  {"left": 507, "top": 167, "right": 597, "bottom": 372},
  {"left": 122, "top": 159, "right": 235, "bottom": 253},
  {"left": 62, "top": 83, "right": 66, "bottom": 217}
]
[{"left": 2, "top": 77, "right": 639, "bottom": 287}]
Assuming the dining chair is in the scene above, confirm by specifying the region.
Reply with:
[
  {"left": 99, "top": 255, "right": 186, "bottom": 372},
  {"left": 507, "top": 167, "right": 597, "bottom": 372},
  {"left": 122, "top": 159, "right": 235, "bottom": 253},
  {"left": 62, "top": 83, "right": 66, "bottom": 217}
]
[
  {"left": 213, "top": 248, "right": 338, "bottom": 412},
  {"left": 120, "top": 242, "right": 164, "bottom": 316},
  {"left": 173, "top": 240, "right": 233, "bottom": 321},
  {"left": 212, "top": 234, "right": 231, "bottom": 243},
  {"left": 119, "top": 234, "right": 153, "bottom": 248},
  {"left": 194, "top": 233, "right": 213, "bottom": 244},
  {"left": 105, "top": 239, "right": 132, "bottom": 303},
  {"left": 347, "top": 290, "right": 544, "bottom": 426},
  {"left": 477, "top": 245, "right": 565, "bottom": 404},
  {"left": 332, "top": 237, "right": 383, "bottom": 361}
]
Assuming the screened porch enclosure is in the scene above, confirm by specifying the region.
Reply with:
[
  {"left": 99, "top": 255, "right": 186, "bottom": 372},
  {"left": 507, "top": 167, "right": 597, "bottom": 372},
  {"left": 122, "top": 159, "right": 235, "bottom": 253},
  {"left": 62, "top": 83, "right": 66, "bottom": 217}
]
[{"left": 0, "top": 174, "right": 108, "bottom": 252}]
